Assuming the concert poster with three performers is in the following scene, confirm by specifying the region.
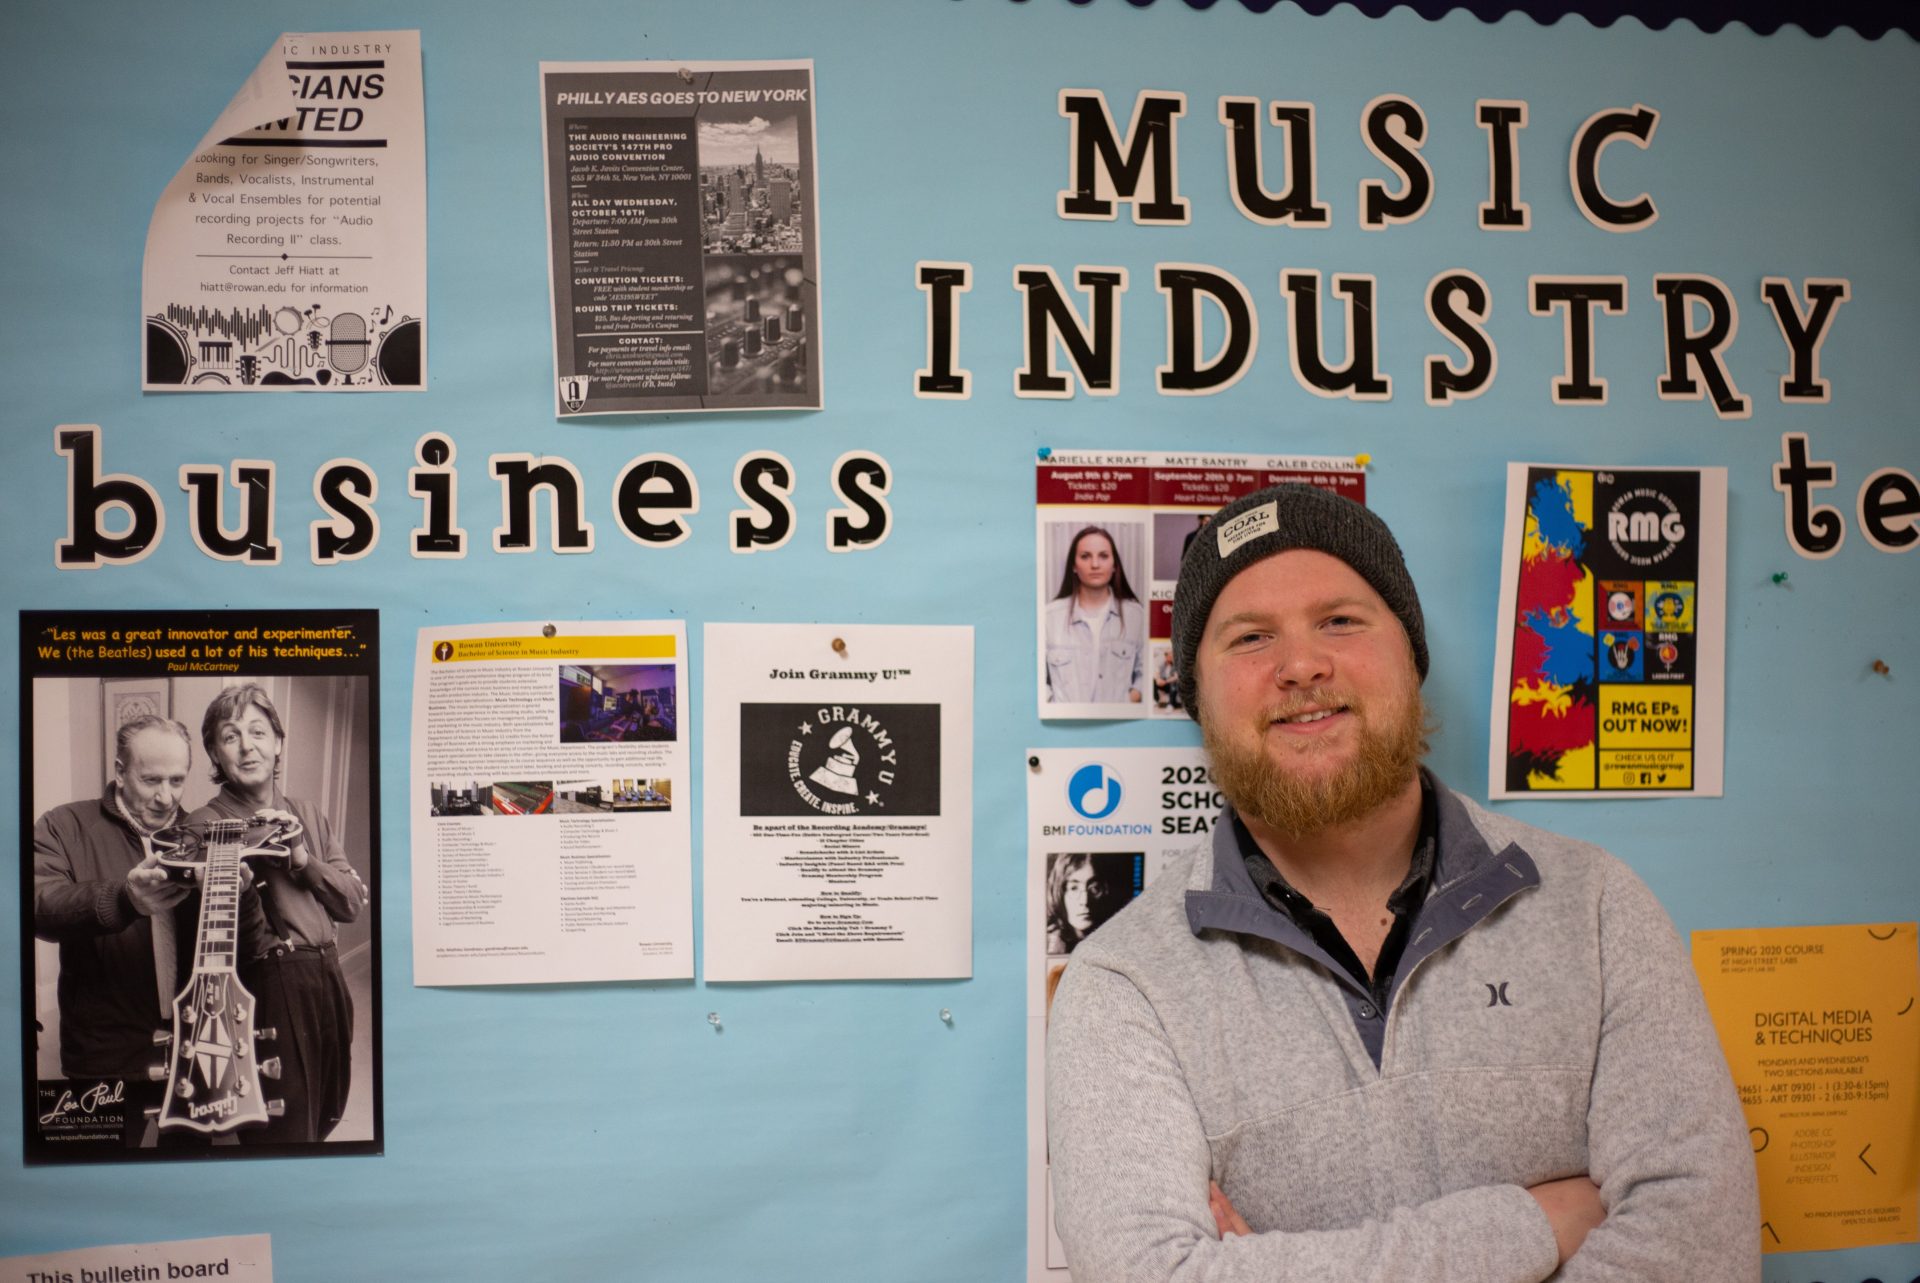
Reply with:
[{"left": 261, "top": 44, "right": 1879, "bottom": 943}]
[
  {"left": 1034, "top": 451, "right": 1367, "bottom": 722},
  {"left": 17, "top": 609, "right": 382, "bottom": 1163}
]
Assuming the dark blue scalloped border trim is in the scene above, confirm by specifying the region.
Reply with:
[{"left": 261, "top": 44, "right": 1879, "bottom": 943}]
[{"left": 1006, "top": 0, "right": 1917, "bottom": 42}]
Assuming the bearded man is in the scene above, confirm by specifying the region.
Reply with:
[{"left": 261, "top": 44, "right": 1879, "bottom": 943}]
[{"left": 1046, "top": 484, "right": 1757, "bottom": 1281}]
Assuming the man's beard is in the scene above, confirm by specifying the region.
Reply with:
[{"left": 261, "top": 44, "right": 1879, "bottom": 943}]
[{"left": 1201, "top": 686, "right": 1428, "bottom": 838}]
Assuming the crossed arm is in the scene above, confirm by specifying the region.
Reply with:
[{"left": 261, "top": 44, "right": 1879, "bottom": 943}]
[
  {"left": 1046, "top": 865, "right": 1757, "bottom": 1282},
  {"left": 1210, "top": 1177, "right": 1604, "bottom": 1269},
  {"left": 1046, "top": 957, "right": 1565, "bottom": 1283}
]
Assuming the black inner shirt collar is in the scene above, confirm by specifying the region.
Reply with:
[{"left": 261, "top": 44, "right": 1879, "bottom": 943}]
[{"left": 1235, "top": 773, "right": 1438, "bottom": 1001}]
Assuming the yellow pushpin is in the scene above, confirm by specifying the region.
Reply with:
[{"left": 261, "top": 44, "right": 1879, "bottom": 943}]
[{"left": 1355, "top": 453, "right": 1372, "bottom": 468}]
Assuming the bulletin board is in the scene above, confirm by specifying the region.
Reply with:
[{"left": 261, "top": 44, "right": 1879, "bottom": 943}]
[{"left": 2, "top": 1, "right": 1916, "bottom": 1280}]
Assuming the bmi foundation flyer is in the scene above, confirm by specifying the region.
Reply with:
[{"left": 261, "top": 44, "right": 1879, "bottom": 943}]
[{"left": 1024, "top": 746, "right": 1221, "bottom": 1281}]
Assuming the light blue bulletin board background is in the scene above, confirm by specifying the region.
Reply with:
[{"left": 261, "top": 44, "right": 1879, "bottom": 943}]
[{"left": 3, "top": 1, "right": 1917, "bottom": 1279}]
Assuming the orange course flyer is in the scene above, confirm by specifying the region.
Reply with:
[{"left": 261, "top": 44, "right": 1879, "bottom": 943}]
[{"left": 1692, "top": 923, "right": 1919, "bottom": 1254}]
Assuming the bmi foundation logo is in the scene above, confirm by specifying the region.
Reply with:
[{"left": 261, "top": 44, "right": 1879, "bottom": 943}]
[
  {"left": 740, "top": 702, "right": 942, "bottom": 817},
  {"left": 1067, "top": 762, "right": 1123, "bottom": 819}
]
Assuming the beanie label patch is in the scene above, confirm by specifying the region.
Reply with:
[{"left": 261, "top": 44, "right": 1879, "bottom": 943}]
[{"left": 1215, "top": 501, "right": 1278, "bottom": 557}]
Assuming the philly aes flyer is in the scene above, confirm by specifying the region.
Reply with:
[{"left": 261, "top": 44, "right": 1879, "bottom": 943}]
[
  {"left": 540, "top": 60, "right": 822, "bottom": 415},
  {"left": 1488, "top": 463, "right": 1727, "bottom": 799}
]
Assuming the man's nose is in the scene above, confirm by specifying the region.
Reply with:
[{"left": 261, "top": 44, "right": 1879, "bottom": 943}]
[{"left": 1271, "top": 637, "right": 1332, "bottom": 687}]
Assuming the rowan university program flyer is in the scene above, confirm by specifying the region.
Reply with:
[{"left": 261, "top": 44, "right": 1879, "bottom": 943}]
[
  {"left": 410, "top": 622, "right": 692, "bottom": 986},
  {"left": 142, "top": 31, "right": 425, "bottom": 391}
]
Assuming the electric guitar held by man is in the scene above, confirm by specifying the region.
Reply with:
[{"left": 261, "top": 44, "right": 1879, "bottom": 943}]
[{"left": 145, "top": 815, "right": 299, "bottom": 1135}]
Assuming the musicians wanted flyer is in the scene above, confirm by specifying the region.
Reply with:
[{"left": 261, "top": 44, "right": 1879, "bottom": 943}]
[
  {"left": 142, "top": 32, "right": 425, "bottom": 391},
  {"left": 19, "top": 609, "right": 382, "bottom": 1163},
  {"left": 702, "top": 624, "right": 971, "bottom": 981}
]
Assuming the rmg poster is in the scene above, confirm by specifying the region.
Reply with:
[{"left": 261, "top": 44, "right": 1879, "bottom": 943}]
[{"left": 1489, "top": 464, "right": 1726, "bottom": 799}]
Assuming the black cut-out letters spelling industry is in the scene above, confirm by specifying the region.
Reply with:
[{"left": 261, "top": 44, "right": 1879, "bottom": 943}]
[{"left": 909, "top": 89, "right": 1914, "bottom": 558}]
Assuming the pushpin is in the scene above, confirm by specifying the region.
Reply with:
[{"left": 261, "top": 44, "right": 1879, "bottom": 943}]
[
  {"left": 707, "top": 1011, "right": 722, "bottom": 1031},
  {"left": 1770, "top": 572, "right": 1790, "bottom": 585},
  {"left": 1871, "top": 659, "right": 1891, "bottom": 677},
  {"left": 939, "top": 1008, "right": 954, "bottom": 1025},
  {"left": 1028, "top": 755, "right": 1041, "bottom": 771},
  {"left": 678, "top": 66, "right": 695, "bottom": 83},
  {"left": 831, "top": 637, "right": 847, "bottom": 656},
  {"left": 1038, "top": 447, "right": 1052, "bottom": 460},
  {"left": 1355, "top": 453, "right": 1372, "bottom": 467},
  {"left": 542, "top": 623, "right": 557, "bottom": 638}
]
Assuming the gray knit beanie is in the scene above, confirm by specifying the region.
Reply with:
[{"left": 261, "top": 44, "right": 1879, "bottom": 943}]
[{"left": 1172, "top": 483, "right": 1426, "bottom": 717}]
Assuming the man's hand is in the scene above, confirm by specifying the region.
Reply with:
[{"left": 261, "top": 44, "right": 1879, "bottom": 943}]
[
  {"left": 125, "top": 855, "right": 190, "bottom": 917},
  {"left": 1216, "top": 1173, "right": 1606, "bottom": 1260},
  {"left": 1208, "top": 1181, "right": 1251, "bottom": 1239},
  {"left": 1527, "top": 1176, "right": 1606, "bottom": 1266},
  {"left": 253, "top": 808, "right": 308, "bottom": 871}
]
